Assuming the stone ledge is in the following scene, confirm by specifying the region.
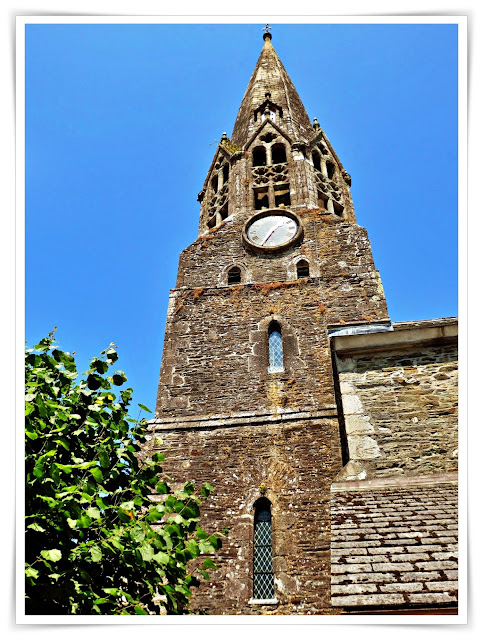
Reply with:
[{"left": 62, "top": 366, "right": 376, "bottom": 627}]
[
  {"left": 331, "top": 473, "right": 458, "bottom": 492},
  {"left": 149, "top": 407, "right": 338, "bottom": 432},
  {"left": 332, "top": 317, "right": 458, "bottom": 355}
]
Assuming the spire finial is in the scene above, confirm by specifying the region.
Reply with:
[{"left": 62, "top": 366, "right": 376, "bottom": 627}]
[{"left": 262, "top": 24, "right": 272, "bottom": 41}]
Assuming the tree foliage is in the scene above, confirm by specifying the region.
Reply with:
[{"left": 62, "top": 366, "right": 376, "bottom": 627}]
[{"left": 25, "top": 332, "right": 221, "bottom": 615}]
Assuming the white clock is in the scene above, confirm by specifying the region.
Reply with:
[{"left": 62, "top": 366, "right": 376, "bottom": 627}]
[{"left": 243, "top": 210, "right": 303, "bottom": 252}]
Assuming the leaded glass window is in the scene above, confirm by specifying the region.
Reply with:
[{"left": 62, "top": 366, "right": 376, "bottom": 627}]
[
  {"left": 268, "top": 322, "right": 284, "bottom": 373},
  {"left": 253, "top": 498, "right": 274, "bottom": 600}
]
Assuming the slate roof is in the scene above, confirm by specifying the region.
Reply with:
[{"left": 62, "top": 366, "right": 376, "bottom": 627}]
[{"left": 330, "top": 477, "right": 458, "bottom": 610}]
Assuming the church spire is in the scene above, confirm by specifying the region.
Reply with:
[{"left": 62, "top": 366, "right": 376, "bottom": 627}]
[{"left": 230, "top": 28, "right": 313, "bottom": 148}]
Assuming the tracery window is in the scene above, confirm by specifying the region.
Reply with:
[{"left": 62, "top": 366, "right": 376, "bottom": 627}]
[
  {"left": 253, "top": 498, "right": 274, "bottom": 600},
  {"left": 268, "top": 321, "right": 284, "bottom": 373}
]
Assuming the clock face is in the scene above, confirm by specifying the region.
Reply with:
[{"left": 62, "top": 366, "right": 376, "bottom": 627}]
[{"left": 246, "top": 214, "right": 299, "bottom": 248}]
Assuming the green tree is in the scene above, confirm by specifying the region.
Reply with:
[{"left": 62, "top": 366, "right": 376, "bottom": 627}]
[{"left": 25, "top": 331, "right": 221, "bottom": 615}]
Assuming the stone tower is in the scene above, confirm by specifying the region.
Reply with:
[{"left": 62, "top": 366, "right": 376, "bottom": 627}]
[{"left": 146, "top": 30, "right": 458, "bottom": 616}]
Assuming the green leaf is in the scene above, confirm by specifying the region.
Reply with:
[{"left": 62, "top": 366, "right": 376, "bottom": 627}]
[
  {"left": 25, "top": 429, "right": 38, "bottom": 440},
  {"left": 40, "top": 549, "right": 62, "bottom": 562},
  {"left": 78, "top": 514, "right": 92, "bottom": 528},
  {"left": 55, "top": 463, "right": 73, "bottom": 474},
  {"left": 203, "top": 558, "right": 217, "bottom": 569},
  {"left": 140, "top": 541, "right": 154, "bottom": 562},
  {"left": 98, "top": 449, "right": 110, "bottom": 468},
  {"left": 184, "top": 539, "right": 200, "bottom": 558},
  {"left": 25, "top": 566, "right": 39, "bottom": 579},
  {"left": 155, "top": 482, "right": 169, "bottom": 494},
  {"left": 130, "top": 525, "right": 145, "bottom": 543},
  {"left": 153, "top": 551, "right": 170, "bottom": 565},
  {"left": 134, "top": 605, "right": 148, "bottom": 615},
  {"left": 201, "top": 482, "right": 214, "bottom": 497},
  {"left": 199, "top": 569, "right": 210, "bottom": 580},
  {"left": 138, "top": 403, "right": 152, "bottom": 413},
  {"left": 90, "top": 467, "right": 103, "bottom": 483},
  {"left": 105, "top": 348, "right": 118, "bottom": 363},
  {"left": 86, "top": 506, "right": 101, "bottom": 520},
  {"left": 27, "top": 522, "right": 45, "bottom": 532},
  {"left": 199, "top": 539, "right": 216, "bottom": 554},
  {"left": 112, "top": 371, "right": 127, "bottom": 386},
  {"left": 90, "top": 546, "right": 102, "bottom": 562}
]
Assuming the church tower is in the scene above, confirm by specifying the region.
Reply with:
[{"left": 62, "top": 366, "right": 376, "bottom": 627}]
[
  {"left": 147, "top": 29, "right": 391, "bottom": 614},
  {"left": 141, "top": 24, "right": 460, "bottom": 617}
]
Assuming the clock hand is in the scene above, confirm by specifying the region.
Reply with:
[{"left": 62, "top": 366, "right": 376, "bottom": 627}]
[{"left": 262, "top": 223, "right": 284, "bottom": 245}]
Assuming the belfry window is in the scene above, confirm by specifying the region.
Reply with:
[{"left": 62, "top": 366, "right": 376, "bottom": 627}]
[
  {"left": 254, "top": 187, "right": 269, "bottom": 210},
  {"left": 271, "top": 144, "right": 287, "bottom": 165},
  {"left": 312, "top": 151, "right": 321, "bottom": 172},
  {"left": 268, "top": 321, "right": 284, "bottom": 373},
  {"left": 227, "top": 266, "right": 241, "bottom": 285},
  {"left": 296, "top": 260, "right": 310, "bottom": 279},
  {"left": 326, "top": 161, "right": 336, "bottom": 180},
  {"left": 253, "top": 147, "right": 267, "bottom": 167},
  {"left": 253, "top": 498, "right": 274, "bottom": 600},
  {"left": 274, "top": 184, "right": 291, "bottom": 208},
  {"left": 222, "top": 163, "right": 229, "bottom": 184}
]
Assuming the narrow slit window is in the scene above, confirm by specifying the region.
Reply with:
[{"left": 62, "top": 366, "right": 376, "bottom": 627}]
[
  {"left": 253, "top": 498, "right": 274, "bottom": 600},
  {"left": 227, "top": 266, "right": 241, "bottom": 285},
  {"left": 211, "top": 175, "right": 219, "bottom": 194},
  {"left": 223, "top": 163, "right": 229, "bottom": 184},
  {"left": 296, "top": 260, "right": 310, "bottom": 279},
  {"left": 268, "top": 322, "right": 284, "bottom": 373}
]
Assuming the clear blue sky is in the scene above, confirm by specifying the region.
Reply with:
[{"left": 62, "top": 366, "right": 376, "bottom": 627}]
[{"left": 25, "top": 22, "right": 458, "bottom": 413}]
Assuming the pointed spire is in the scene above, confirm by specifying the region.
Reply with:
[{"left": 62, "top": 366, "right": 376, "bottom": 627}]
[{"left": 230, "top": 29, "right": 313, "bottom": 148}]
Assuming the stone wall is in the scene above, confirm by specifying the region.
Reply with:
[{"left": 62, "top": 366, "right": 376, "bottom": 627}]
[
  {"left": 333, "top": 329, "right": 458, "bottom": 481},
  {"left": 145, "top": 415, "right": 342, "bottom": 615}
]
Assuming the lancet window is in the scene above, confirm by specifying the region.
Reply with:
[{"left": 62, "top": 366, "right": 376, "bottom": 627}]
[
  {"left": 253, "top": 498, "right": 275, "bottom": 600},
  {"left": 268, "top": 321, "right": 284, "bottom": 373}
]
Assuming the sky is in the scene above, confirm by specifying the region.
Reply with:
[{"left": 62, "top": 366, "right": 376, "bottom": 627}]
[{"left": 24, "top": 21, "right": 459, "bottom": 414}]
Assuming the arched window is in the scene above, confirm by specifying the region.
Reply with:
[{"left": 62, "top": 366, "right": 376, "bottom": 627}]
[
  {"left": 252, "top": 147, "right": 267, "bottom": 167},
  {"left": 227, "top": 266, "right": 241, "bottom": 285},
  {"left": 253, "top": 498, "right": 274, "bottom": 600},
  {"left": 222, "top": 163, "right": 229, "bottom": 184},
  {"left": 326, "top": 161, "right": 336, "bottom": 180},
  {"left": 312, "top": 151, "right": 321, "bottom": 172},
  {"left": 271, "top": 144, "right": 287, "bottom": 164},
  {"left": 268, "top": 321, "right": 284, "bottom": 373},
  {"left": 296, "top": 260, "right": 310, "bottom": 279}
]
